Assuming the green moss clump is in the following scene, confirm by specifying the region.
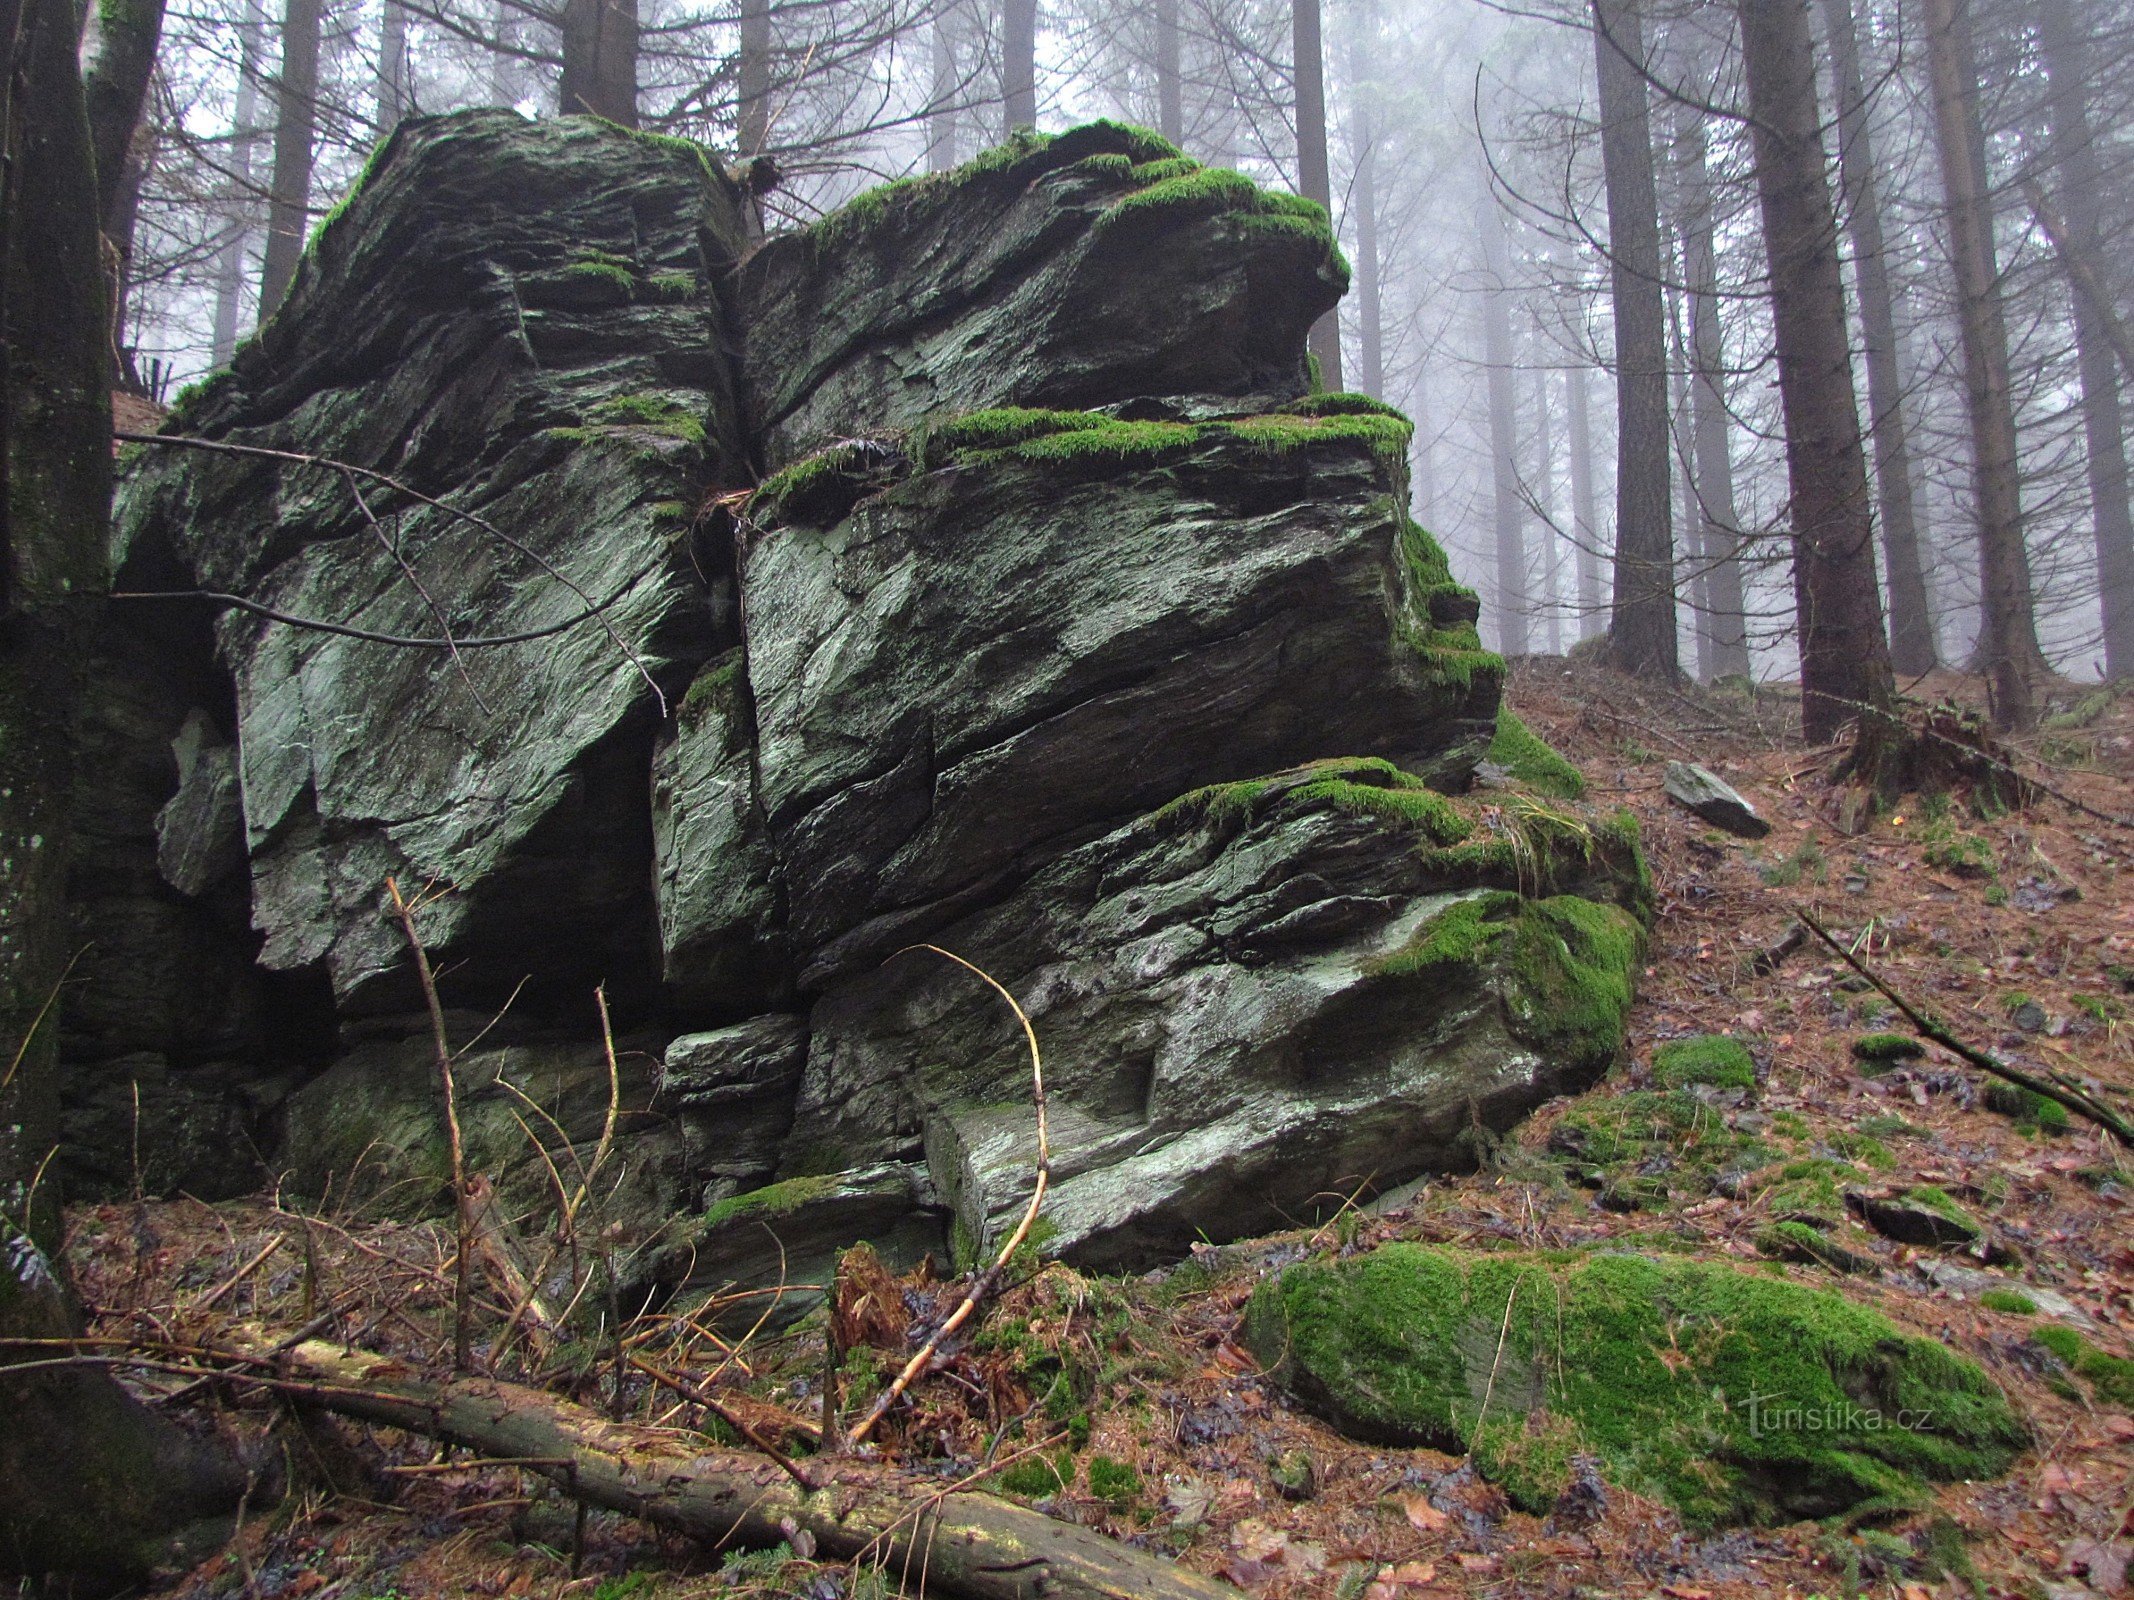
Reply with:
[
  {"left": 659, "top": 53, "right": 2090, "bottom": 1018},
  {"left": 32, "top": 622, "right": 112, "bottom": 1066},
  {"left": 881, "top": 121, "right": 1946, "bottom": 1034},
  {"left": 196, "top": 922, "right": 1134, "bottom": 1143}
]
[
  {"left": 1245, "top": 1242, "right": 2028, "bottom": 1527},
  {"left": 564, "top": 258, "right": 638, "bottom": 293},
  {"left": 1983, "top": 1081, "right": 2071, "bottom": 1134},
  {"left": 1651, "top": 1034, "right": 1756, "bottom": 1091},
  {"left": 1922, "top": 831, "right": 1996, "bottom": 878},
  {"left": 749, "top": 439, "right": 905, "bottom": 526},
  {"left": 1279, "top": 392, "right": 1410, "bottom": 420},
  {"left": 1852, "top": 1033, "right": 1925, "bottom": 1069},
  {"left": 647, "top": 269, "right": 697, "bottom": 301},
  {"left": 2032, "top": 1325, "right": 2134, "bottom": 1408},
  {"left": 587, "top": 393, "right": 707, "bottom": 446},
  {"left": 1286, "top": 760, "right": 1469, "bottom": 843},
  {"left": 1502, "top": 896, "right": 1644, "bottom": 1067},
  {"left": 678, "top": 655, "right": 744, "bottom": 726},
  {"left": 1978, "top": 1289, "right": 2036, "bottom": 1315},
  {"left": 1085, "top": 1455, "right": 1142, "bottom": 1506},
  {"left": 1755, "top": 1220, "right": 1875, "bottom": 1276},
  {"left": 997, "top": 1449, "right": 1075, "bottom": 1498},
  {"left": 1370, "top": 891, "right": 1520, "bottom": 980},
  {"left": 697, "top": 1173, "right": 843, "bottom": 1232},
  {"left": 1486, "top": 708, "right": 1586, "bottom": 799},
  {"left": 912, "top": 407, "right": 1106, "bottom": 467}
]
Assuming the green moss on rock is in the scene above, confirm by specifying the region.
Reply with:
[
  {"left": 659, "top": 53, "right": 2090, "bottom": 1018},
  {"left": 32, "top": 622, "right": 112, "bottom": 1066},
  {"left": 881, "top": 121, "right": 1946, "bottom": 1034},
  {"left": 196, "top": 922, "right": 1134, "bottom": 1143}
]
[
  {"left": 1370, "top": 891, "right": 1521, "bottom": 980},
  {"left": 1245, "top": 1242, "right": 2028, "bottom": 1527},
  {"left": 1652, "top": 1034, "right": 1756, "bottom": 1091},
  {"left": 1487, "top": 708, "right": 1586, "bottom": 799},
  {"left": 1852, "top": 1033, "right": 1925, "bottom": 1070},
  {"left": 1503, "top": 896, "right": 1644, "bottom": 1066},
  {"left": 697, "top": 1173, "right": 843, "bottom": 1232},
  {"left": 1983, "top": 1081, "right": 2071, "bottom": 1134}
]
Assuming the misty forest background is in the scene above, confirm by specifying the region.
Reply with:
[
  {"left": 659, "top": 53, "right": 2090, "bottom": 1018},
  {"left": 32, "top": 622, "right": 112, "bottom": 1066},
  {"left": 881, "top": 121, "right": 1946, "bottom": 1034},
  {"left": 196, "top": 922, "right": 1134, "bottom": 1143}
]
[{"left": 93, "top": 0, "right": 2134, "bottom": 706}]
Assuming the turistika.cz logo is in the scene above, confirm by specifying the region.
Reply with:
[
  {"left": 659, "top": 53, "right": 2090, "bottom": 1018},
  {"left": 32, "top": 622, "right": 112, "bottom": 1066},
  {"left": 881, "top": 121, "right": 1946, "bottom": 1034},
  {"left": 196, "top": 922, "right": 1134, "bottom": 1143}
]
[{"left": 1743, "top": 1390, "right": 1934, "bottom": 1437}]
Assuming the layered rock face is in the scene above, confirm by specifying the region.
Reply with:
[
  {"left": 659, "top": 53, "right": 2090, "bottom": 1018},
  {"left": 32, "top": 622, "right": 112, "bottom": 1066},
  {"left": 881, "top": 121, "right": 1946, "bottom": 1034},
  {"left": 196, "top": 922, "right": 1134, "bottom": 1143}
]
[{"left": 78, "top": 111, "right": 1647, "bottom": 1294}]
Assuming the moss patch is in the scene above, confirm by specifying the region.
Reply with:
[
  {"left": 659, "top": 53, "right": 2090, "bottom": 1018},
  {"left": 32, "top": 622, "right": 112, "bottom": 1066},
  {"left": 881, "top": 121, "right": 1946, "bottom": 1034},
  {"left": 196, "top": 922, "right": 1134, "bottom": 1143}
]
[
  {"left": 1852, "top": 1033, "right": 1925, "bottom": 1070},
  {"left": 2033, "top": 1325, "right": 2134, "bottom": 1408},
  {"left": 1245, "top": 1242, "right": 2027, "bottom": 1527},
  {"left": 1984, "top": 1081, "right": 2070, "bottom": 1134},
  {"left": 1370, "top": 891, "right": 1520, "bottom": 981},
  {"left": 1488, "top": 708, "right": 1586, "bottom": 799},
  {"left": 1651, "top": 1035, "right": 1756, "bottom": 1091},
  {"left": 1502, "top": 897, "right": 1644, "bottom": 1067},
  {"left": 697, "top": 1174, "right": 844, "bottom": 1233}
]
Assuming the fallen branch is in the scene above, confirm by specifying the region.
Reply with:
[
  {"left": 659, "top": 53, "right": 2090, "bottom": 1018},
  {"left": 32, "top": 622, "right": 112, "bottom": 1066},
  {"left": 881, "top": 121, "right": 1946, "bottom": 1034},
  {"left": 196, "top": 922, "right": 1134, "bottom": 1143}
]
[
  {"left": 244, "top": 1334, "right": 1241, "bottom": 1600},
  {"left": 1794, "top": 908, "right": 2132, "bottom": 1144},
  {"left": 847, "top": 946, "right": 1051, "bottom": 1448}
]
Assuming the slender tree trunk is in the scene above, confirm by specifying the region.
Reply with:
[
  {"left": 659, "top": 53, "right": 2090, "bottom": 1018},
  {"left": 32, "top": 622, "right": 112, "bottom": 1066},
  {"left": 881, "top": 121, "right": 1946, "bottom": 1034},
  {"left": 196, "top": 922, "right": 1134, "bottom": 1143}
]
[
  {"left": 737, "top": 0, "right": 771, "bottom": 155},
  {"left": 1413, "top": 373, "right": 1438, "bottom": 527},
  {"left": 1675, "top": 104, "right": 1751, "bottom": 680},
  {"left": 1480, "top": 176, "right": 1527, "bottom": 657},
  {"left": 1154, "top": 0, "right": 1182, "bottom": 146},
  {"left": 1534, "top": 359, "right": 1563, "bottom": 655},
  {"left": 210, "top": 0, "right": 267, "bottom": 364},
  {"left": 1921, "top": 0, "right": 2047, "bottom": 728},
  {"left": 377, "top": 0, "right": 410, "bottom": 127},
  {"left": 1, "top": 0, "right": 254, "bottom": 1577},
  {"left": 558, "top": 0, "right": 638, "bottom": 126},
  {"left": 1821, "top": 0, "right": 1938, "bottom": 676},
  {"left": 1001, "top": 0, "right": 1037, "bottom": 131},
  {"left": 487, "top": 0, "right": 517, "bottom": 106},
  {"left": 1591, "top": 0, "right": 1676, "bottom": 679},
  {"left": 928, "top": 3, "right": 958, "bottom": 171},
  {"left": 1667, "top": 275, "right": 1711, "bottom": 682},
  {"left": 1345, "top": 0, "right": 1382, "bottom": 397},
  {"left": 1568, "top": 359, "right": 1604, "bottom": 640},
  {"left": 1736, "top": 0, "right": 1897, "bottom": 751},
  {"left": 106, "top": 131, "right": 153, "bottom": 388},
  {"left": 1293, "top": 0, "right": 1341, "bottom": 390},
  {"left": 81, "top": 0, "right": 167, "bottom": 236},
  {"left": 2038, "top": 0, "right": 2134, "bottom": 679},
  {"left": 257, "top": 0, "right": 321, "bottom": 316}
]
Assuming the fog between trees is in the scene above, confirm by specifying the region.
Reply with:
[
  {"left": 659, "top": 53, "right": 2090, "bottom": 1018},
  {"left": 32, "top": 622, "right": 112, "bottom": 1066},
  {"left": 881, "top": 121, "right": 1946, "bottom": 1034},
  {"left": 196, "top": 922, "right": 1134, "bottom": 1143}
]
[{"left": 99, "top": 0, "right": 2134, "bottom": 712}]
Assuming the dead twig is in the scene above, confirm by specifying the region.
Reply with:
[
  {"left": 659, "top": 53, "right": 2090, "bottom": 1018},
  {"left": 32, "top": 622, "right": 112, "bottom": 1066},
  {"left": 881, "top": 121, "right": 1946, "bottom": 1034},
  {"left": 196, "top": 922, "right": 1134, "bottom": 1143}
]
[
  {"left": 1794, "top": 907, "right": 2132, "bottom": 1144},
  {"left": 847, "top": 945, "right": 1050, "bottom": 1448},
  {"left": 385, "top": 877, "right": 475, "bottom": 1370}
]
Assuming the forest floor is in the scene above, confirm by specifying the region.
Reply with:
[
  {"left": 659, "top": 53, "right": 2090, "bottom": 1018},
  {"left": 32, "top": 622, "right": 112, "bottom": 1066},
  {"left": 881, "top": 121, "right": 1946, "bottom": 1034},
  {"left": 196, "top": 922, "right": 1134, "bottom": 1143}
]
[{"left": 66, "top": 663, "right": 2134, "bottom": 1600}]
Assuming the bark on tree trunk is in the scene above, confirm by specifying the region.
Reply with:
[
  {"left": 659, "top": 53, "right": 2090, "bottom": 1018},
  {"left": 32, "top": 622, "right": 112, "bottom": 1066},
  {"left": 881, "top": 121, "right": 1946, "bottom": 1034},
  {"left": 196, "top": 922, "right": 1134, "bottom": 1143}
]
[
  {"left": 1480, "top": 173, "right": 1527, "bottom": 657},
  {"left": 1921, "top": 0, "right": 2048, "bottom": 728},
  {"left": 1736, "top": 0, "right": 1897, "bottom": 752},
  {"left": 737, "top": 0, "right": 771, "bottom": 155},
  {"left": 1154, "top": 0, "right": 1182, "bottom": 146},
  {"left": 1353, "top": 114, "right": 1381, "bottom": 399},
  {"left": 1533, "top": 359, "right": 1563, "bottom": 655},
  {"left": 1567, "top": 359, "right": 1604, "bottom": 640},
  {"left": 210, "top": 0, "right": 267, "bottom": 364},
  {"left": 558, "top": 0, "right": 638, "bottom": 127},
  {"left": 1673, "top": 103, "right": 1750, "bottom": 680},
  {"left": 257, "top": 0, "right": 321, "bottom": 316},
  {"left": 1001, "top": 0, "right": 1037, "bottom": 131},
  {"left": 1293, "top": 0, "right": 1342, "bottom": 390},
  {"left": 252, "top": 1337, "right": 1246, "bottom": 1600},
  {"left": 377, "top": 0, "right": 410, "bottom": 127},
  {"left": 2038, "top": 0, "right": 2134, "bottom": 680},
  {"left": 81, "top": 0, "right": 167, "bottom": 237},
  {"left": 1, "top": 0, "right": 255, "bottom": 1579},
  {"left": 1590, "top": 0, "right": 1676, "bottom": 679},
  {"left": 1666, "top": 274, "right": 1710, "bottom": 682},
  {"left": 1821, "top": 0, "right": 1938, "bottom": 676},
  {"left": 929, "top": 3, "right": 959, "bottom": 171}
]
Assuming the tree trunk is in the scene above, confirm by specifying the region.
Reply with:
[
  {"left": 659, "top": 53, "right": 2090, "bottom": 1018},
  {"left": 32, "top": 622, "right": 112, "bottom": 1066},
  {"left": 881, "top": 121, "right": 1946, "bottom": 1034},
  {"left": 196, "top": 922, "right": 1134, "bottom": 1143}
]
[
  {"left": 1479, "top": 173, "right": 1527, "bottom": 657},
  {"left": 737, "top": 0, "right": 771, "bottom": 155},
  {"left": 80, "top": 0, "right": 167, "bottom": 237},
  {"left": 1, "top": 0, "right": 255, "bottom": 1579},
  {"left": 1821, "top": 0, "right": 1938, "bottom": 676},
  {"left": 1590, "top": 0, "right": 1676, "bottom": 679},
  {"left": 1154, "top": 0, "right": 1182, "bottom": 146},
  {"left": 1674, "top": 102, "right": 1751, "bottom": 680},
  {"left": 210, "top": 0, "right": 267, "bottom": 364},
  {"left": 1736, "top": 0, "right": 1897, "bottom": 751},
  {"left": 1533, "top": 358, "right": 1563, "bottom": 655},
  {"left": 929, "top": 4, "right": 959, "bottom": 171},
  {"left": 1293, "top": 0, "right": 1342, "bottom": 390},
  {"left": 106, "top": 129, "right": 154, "bottom": 389},
  {"left": 558, "top": 0, "right": 638, "bottom": 126},
  {"left": 252, "top": 1338, "right": 1245, "bottom": 1600},
  {"left": 1567, "top": 359, "right": 1604, "bottom": 640},
  {"left": 257, "top": 0, "right": 321, "bottom": 316},
  {"left": 2038, "top": 0, "right": 2134, "bottom": 679},
  {"left": 1667, "top": 274, "right": 1710, "bottom": 682},
  {"left": 1001, "top": 0, "right": 1037, "bottom": 131},
  {"left": 1346, "top": 1, "right": 1382, "bottom": 399},
  {"left": 377, "top": 0, "right": 410, "bottom": 127},
  {"left": 1921, "top": 0, "right": 2048, "bottom": 728}
]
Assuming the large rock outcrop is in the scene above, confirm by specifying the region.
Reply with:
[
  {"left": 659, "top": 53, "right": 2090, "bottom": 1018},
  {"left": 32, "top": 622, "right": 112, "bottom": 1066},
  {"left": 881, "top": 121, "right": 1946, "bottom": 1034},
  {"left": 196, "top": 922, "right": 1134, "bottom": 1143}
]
[{"left": 78, "top": 112, "right": 1649, "bottom": 1297}]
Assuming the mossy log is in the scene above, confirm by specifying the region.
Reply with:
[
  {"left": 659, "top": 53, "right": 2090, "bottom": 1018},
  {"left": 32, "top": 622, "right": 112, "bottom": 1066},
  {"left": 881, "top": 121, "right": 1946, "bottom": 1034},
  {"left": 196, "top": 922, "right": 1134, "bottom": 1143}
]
[{"left": 249, "top": 1337, "right": 1240, "bottom": 1600}]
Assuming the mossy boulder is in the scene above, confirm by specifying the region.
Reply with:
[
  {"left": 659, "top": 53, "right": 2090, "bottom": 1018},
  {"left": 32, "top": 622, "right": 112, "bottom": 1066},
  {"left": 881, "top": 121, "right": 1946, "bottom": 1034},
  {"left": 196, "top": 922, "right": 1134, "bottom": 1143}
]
[
  {"left": 1246, "top": 1243, "right": 2028, "bottom": 1526},
  {"left": 1484, "top": 708, "right": 1586, "bottom": 798}
]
